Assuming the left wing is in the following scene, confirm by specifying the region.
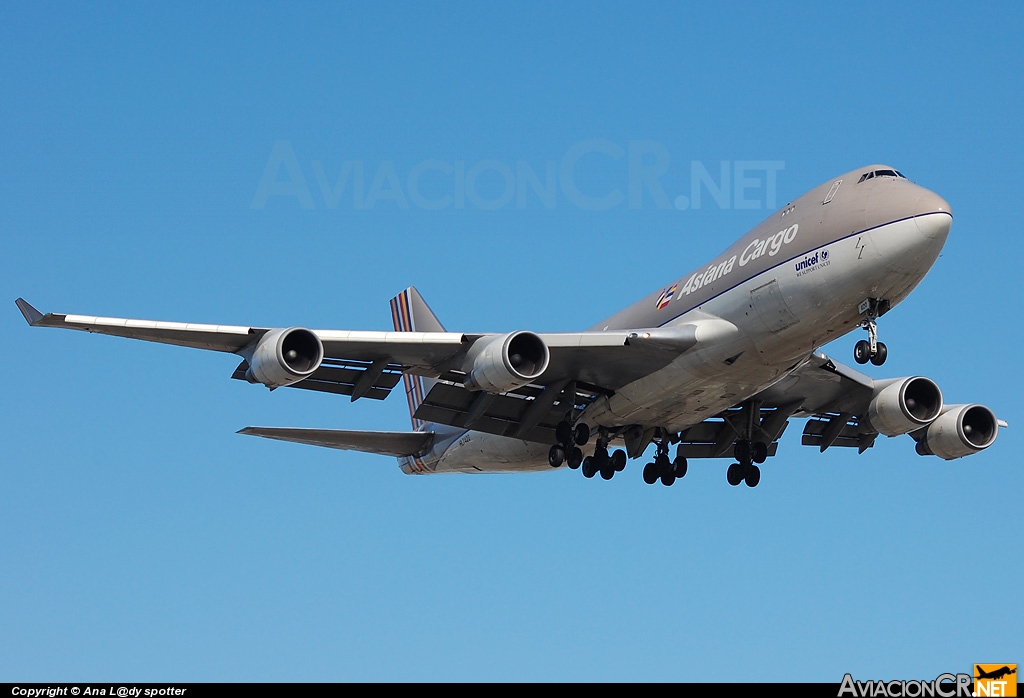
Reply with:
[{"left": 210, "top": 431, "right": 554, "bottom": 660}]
[
  {"left": 750, "top": 351, "right": 1005, "bottom": 458},
  {"left": 661, "top": 350, "right": 1004, "bottom": 463},
  {"left": 753, "top": 351, "right": 879, "bottom": 452}
]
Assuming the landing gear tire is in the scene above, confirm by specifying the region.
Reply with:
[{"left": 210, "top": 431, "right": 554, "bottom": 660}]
[
  {"left": 642, "top": 462, "right": 658, "bottom": 485},
  {"left": 567, "top": 447, "right": 583, "bottom": 469},
  {"left": 744, "top": 464, "right": 761, "bottom": 488},
  {"left": 582, "top": 456, "right": 597, "bottom": 478},
  {"left": 654, "top": 452, "right": 677, "bottom": 486},
  {"left": 611, "top": 449, "right": 627, "bottom": 472},
  {"left": 870, "top": 342, "right": 888, "bottom": 366},
  {"left": 673, "top": 457, "right": 688, "bottom": 478},
  {"left": 548, "top": 445, "right": 565, "bottom": 468},
  {"left": 854, "top": 340, "right": 872, "bottom": 365},
  {"left": 727, "top": 462, "right": 745, "bottom": 486},
  {"left": 752, "top": 441, "right": 768, "bottom": 464},
  {"left": 590, "top": 447, "right": 613, "bottom": 479},
  {"left": 573, "top": 423, "right": 591, "bottom": 446}
]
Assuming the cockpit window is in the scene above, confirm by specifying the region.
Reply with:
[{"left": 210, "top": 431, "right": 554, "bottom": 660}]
[{"left": 858, "top": 169, "right": 907, "bottom": 183}]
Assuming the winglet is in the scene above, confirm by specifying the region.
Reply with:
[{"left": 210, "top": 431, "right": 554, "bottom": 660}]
[{"left": 15, "top": 298, "right": 45, "bottom": 326}]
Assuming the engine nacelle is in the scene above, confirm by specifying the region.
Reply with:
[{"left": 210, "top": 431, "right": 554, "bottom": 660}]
[
  {"left": 244, "top": 327, "right": 324, "bottom": 389},
  {"left": 866, "top": 376, "right": 943, "bottom": 436},
  {"left": 464, "top": 331, "right": 550, "bottom": 393},
  {"left": 915, "top": 404, "right": 999, "bottom": 460}
]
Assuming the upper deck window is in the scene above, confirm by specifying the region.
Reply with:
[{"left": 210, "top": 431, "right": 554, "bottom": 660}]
[{"left": 858, "top": 169, "right": 908, "bottom": 183}]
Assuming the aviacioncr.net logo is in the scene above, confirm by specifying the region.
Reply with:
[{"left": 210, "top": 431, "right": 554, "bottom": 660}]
[
  {"left": 838, "top": 673, "right": 973, "bottom": 697},
  {"left": 974, "top": 665, "right": 1017, "bottom": 697}
]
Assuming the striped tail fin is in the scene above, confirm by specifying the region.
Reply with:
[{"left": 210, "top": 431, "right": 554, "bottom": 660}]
[{"left": 390, "top": 287, "right": 445, "bottom": 431}]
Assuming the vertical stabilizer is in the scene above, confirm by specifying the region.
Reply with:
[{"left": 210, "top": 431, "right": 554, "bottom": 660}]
[{"left": 390, "top": 287, "right": 445, "bottom": 430}]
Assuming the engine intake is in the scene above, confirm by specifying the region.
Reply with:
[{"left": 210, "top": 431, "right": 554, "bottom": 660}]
[
  {"left": 915, "top": 404, "right": 999, "bottom": 460},
  {"left": 464, "top": 331, "right": 550, "bottom": 393},
  {"left": 245, "top": 327, "right": 324, "bottom": 388},
  {"left": 866, "top": 376, "right": 943, "bottom": 437}
]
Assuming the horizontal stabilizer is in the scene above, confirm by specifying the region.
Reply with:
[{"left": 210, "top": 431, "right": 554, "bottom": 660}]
[{"left": 237, "top": 426, "right": 433, "bottom": 458}]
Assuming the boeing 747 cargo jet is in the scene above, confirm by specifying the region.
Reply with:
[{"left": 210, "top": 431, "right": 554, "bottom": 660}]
[{"left": 17, "top": 165, "right": 1005, "bottom": 487}]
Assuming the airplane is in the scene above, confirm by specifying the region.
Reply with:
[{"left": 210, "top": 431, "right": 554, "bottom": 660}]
[
  {"left": 975, "top": 666, "right": 1016, "bottom": 681},
  {"left": 16, "top": 164, "right": 1006, "bottom": 488}
]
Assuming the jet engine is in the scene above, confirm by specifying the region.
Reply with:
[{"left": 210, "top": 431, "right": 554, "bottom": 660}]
[
  {"left": 866, "top": 376, "right": 943, "bottom": 436},
  {"left": 244, "top": 327, "right": 324, "bottom": 389},
  {"left": 914, "top": 404, "right": 999, "bottom": 460},
  {"left": 464, "top": 331, "right": 550, "bottom": 393}
]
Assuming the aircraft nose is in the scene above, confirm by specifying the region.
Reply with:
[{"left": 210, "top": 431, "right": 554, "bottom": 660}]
[{"left": 914, "top": 189, "right": 952, "bottom": 240}]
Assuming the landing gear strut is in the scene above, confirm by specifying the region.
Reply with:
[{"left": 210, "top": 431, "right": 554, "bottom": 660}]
[
  {"left": 724, "top": 401, "right": 767, "bottom": 488},
  {"left": 854, "top": 298, "right": 888, "bottom": 366}
]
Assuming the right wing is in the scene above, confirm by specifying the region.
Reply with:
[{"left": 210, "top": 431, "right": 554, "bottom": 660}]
[
  {"left": 17, "top": 297, "right": 734, "bottom": 437},
  {"left": 17, "top": 297, "right": 468, "bottom": 402}
]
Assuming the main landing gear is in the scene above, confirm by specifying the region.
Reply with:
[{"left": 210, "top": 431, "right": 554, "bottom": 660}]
[
  {"left": 853, "top": 298, "right": 888, "bottom": 366},
  {"left": 726, "top": 439, "right": 766, "bottom": 488},
  {"left": 642, "top": 441, "right": 688, "bottom": 487},
  {"left": 553, "top": 413, "right": 776, "bottom": 489},
  {"left": 548, "top": 420, "right": 587, "bottom": 470},
  {"left": 550, "top": 420, "right": 627, "bottom": 480}
]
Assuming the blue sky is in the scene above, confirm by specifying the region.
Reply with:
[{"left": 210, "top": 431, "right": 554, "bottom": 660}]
[{"left": 2, "top": 1, "right": 1021, "bottom": 682}]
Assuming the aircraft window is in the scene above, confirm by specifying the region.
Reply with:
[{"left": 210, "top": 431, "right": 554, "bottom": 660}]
[{"left": 859, "top": 169, "right": 906, "bottom": 183}]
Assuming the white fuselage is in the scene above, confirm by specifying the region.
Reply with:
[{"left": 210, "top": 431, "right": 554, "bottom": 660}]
[{"left": 402, "top": 178, "right": 952, "bottom": 474}]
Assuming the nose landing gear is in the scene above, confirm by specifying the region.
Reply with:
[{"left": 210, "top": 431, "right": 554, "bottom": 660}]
[{"left": 853, "top": 298, "right": 889, "bottom": 366}]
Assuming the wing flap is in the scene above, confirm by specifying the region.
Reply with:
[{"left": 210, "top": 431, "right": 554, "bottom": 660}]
[
  {"left": 230, "top": 358, "right": 404, "bottom": 400},
  {"left": 801, "top": 416, "right": 878, "bottom": 452},
  {"left": 237, "top": 427, "right": 433, "bottom": 458},
  {"left": 677, "top": 441, "right": 780, "bottom": 459},
  {"left": 413, "top": 380, "right": 604, "bottom": 444}
]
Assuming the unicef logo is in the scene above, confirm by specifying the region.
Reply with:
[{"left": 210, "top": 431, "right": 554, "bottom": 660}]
[{"left": 820, "top": 248, "right": 829, "bottom": 261}]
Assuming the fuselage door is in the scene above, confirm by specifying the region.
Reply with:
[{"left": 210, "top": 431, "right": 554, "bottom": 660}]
[{"left": 750, "top": 279, "right": 799, "bottom": 333}]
